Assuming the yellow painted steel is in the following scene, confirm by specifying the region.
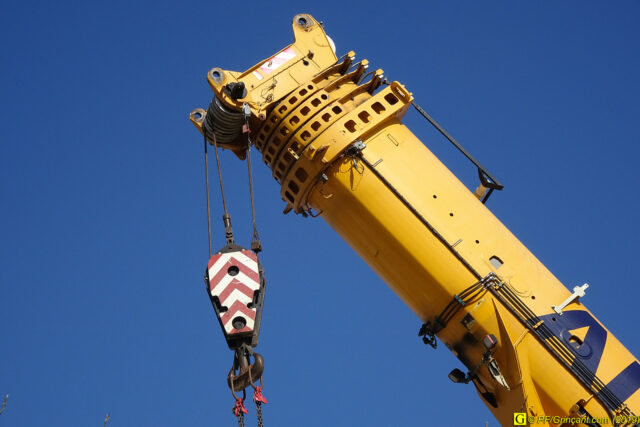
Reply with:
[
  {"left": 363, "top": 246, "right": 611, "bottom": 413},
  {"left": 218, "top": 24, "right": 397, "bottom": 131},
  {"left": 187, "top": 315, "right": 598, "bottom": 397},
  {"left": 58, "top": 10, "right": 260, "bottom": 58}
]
[
  {"left": 309, "top": 121, "right": 640, "bottom": 424},
  {"left": 191, "top": 14, "right": 640, "bottom": 426},
  {"left": 189, "top": 13, "right": 338, "bottom": 158}
]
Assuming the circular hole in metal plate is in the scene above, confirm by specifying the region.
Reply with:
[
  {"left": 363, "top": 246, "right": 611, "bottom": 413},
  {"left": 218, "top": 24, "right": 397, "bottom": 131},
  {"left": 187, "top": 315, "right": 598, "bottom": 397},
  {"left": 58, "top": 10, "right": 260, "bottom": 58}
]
[
  {"left": 232, "top": 316, "right": 246, "bottom": 330},
  {"left": 228, "top": 265, "right": 239, "bottom": 276}
]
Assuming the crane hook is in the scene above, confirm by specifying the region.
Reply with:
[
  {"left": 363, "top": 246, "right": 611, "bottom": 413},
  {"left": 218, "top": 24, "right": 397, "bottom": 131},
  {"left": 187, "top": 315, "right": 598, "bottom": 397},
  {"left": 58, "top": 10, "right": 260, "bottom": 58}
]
[{"left": 228, "top": 345, "right": 265, "bottom": 392}]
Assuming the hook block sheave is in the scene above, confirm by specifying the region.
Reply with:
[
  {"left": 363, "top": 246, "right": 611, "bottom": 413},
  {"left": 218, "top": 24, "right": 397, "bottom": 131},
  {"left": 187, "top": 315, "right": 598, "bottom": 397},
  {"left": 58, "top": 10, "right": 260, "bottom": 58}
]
[{"left": 207, "top": 245, "right": 266, "bottom": 350}]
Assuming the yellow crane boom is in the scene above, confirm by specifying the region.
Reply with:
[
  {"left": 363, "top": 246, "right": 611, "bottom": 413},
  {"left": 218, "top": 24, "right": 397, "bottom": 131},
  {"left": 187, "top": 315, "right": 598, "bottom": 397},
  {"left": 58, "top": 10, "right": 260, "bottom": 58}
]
[{"left": 191, "top": 14, "right": 640, "bottom": 426}]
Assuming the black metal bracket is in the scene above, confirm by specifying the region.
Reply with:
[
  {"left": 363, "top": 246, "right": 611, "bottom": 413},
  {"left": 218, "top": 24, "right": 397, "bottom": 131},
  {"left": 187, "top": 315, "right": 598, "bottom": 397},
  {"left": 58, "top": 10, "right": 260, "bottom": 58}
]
[
  {"left": 412, "top": 101, "right": 504, "bottom": 204},
  {"left": 344, "top": 139, "right": 366, "bottom": 157},
  {"left": 225, "top": 82, "right": 247, "bottom": 100},
  {"left": 448, "top": 357, "right": 498, "bottom": 408},
  {"left": 418, "top": 321, "right": 441, "bottom": 349}
]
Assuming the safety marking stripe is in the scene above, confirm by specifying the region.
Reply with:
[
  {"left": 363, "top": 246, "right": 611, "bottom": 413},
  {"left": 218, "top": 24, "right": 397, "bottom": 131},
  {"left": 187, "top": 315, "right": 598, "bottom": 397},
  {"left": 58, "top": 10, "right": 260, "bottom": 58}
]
[
  {"left": 221, "top": 300, "right": 257, "bottom": 324},
  {"left": 217, "top": 283, "right": 254, "bottom": 305},
  {"left": 208, "top": 251, "right": 258, "bottom": 278},
  {"left": 207, "top": 249, "right": 261, "bottom": 335},
  {"left": 209, "top": 267, "right": 260, "bottom": 293},
  {"left": 258, "top": 47, "right": 296, "bottom": 76}
]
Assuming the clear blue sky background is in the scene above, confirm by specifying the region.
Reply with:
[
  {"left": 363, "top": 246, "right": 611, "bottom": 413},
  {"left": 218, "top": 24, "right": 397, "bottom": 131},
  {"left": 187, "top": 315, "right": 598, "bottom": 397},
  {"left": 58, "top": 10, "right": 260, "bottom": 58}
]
[{"left": 2, "top": 1, "right": 640, "bottom": 426}]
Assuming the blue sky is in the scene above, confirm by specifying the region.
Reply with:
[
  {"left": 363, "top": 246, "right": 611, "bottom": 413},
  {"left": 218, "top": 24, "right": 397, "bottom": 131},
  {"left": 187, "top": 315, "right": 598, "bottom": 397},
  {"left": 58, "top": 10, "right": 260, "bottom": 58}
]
[{"left": 2, "top": 1, "right": 640, "bottom": 426}]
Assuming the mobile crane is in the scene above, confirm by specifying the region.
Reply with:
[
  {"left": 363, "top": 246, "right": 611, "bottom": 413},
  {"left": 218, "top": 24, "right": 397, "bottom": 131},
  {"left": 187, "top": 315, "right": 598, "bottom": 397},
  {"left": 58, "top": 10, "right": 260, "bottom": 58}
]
[{"left": 190, "top": 14, "right": 640, "bottom": 426}]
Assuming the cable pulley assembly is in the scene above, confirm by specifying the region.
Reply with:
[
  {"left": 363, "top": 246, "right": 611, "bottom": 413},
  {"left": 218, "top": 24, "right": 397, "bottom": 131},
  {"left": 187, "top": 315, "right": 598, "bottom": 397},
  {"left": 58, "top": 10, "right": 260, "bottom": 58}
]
[{"left": 199, "top": 98, "right": 268, "bottom": 426}]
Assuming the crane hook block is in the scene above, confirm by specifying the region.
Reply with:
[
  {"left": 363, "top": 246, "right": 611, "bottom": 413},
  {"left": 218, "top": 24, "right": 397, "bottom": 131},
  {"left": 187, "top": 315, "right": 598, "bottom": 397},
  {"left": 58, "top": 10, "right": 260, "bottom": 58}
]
[{"left": 206, "top": 244, "right": 266, "bottom": 350}]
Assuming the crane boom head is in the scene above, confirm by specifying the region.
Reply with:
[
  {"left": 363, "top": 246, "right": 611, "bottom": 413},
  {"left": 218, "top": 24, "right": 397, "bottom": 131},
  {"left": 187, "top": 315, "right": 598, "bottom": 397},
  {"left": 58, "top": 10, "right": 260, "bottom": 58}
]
[{"left": 189, "top": 14, "right": 338, "bottom": 159}]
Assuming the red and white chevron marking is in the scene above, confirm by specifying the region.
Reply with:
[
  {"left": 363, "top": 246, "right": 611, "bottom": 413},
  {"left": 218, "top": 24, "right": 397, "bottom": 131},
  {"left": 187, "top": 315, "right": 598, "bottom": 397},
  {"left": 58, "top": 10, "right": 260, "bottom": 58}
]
[
  {"left": 208, "top": 249, "right": 260, "bottom": 336},
  {"left": 254, "top": 47, "right": 296, "bottom": 80}
]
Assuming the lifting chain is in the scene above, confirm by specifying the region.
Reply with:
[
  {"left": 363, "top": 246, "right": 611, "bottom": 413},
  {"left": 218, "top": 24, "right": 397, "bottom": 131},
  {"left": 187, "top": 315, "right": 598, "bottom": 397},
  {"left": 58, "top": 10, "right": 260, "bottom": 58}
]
[
  {"left": 255, "top": 400, "right": 264, "bottom": 427},
  {"left": 229, "top": 346, "right": 268, "bottom": 427},
  {"left": 232, "top": 390, "right": 248, "bottom": 427},
  {"left": 230, "top": 386, "right": 267, "bottom": 427},
  {"left": 251, "top": 375, "right": 268, "bottom": 427}
]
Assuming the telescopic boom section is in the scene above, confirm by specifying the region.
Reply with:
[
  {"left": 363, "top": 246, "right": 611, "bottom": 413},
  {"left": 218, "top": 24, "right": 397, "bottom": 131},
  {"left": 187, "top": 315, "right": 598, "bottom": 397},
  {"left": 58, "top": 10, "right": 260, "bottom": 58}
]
[{"left": 191, "top": 14, "right": 640, "bottom": 426}]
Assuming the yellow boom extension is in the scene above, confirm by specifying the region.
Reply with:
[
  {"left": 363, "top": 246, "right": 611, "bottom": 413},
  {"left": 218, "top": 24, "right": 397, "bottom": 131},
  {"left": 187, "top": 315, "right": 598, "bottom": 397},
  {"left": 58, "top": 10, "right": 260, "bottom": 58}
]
[{"left": 191, "top": 14, "right": 640, "bottom": 426}]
